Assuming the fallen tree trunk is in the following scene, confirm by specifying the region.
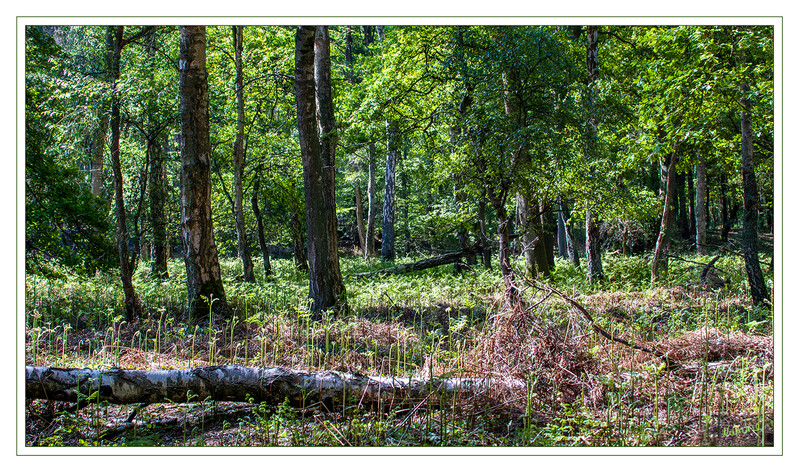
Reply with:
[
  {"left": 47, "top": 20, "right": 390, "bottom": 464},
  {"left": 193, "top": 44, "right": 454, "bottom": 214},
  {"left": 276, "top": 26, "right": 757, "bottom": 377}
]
[
  {"left": 348, "top": 247, "right": 478, "bottom": 278},
  {"left": 26, "top": 365, "right": 518, "bottom": 407}
]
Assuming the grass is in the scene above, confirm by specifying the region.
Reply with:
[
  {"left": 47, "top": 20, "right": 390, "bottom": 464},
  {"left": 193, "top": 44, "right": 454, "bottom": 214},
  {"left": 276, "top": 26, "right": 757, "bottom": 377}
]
[{"left": 24, "top": 251, "right": 774, "bottom": 447}]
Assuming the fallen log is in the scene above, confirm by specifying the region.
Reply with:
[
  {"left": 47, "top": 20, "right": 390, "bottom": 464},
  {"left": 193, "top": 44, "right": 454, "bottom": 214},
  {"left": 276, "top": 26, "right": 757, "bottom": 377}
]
[
  {"left": 348, "top": 247, "right": 477, "bottom": 278},
  {"left": 26, "top": 365, "right": 520, "bottom": 407}
]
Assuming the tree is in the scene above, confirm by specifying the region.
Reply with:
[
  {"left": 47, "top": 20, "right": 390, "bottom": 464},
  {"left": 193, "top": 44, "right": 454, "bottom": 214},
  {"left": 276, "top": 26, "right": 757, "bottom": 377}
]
[
  {"left": 584, "top": 25, "right": 604, "bottom": 283},
  {"left": 231, "top": 25, "right": 256, "bottom": 283},
  {"left": 739, "top": 82, "right": 768, "bottom": 306},
  {"left": 179, "top": 26, "right": 227, "bottom": 318},
  {"left": 295, "top": 25, "right": 345, "bottom": 313}
]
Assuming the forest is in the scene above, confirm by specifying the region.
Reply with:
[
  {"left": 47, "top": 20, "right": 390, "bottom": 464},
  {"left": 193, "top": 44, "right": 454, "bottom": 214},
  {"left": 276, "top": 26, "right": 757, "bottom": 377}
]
[{"left": 23, "top": 23, "right": 775, "bottom": 448}]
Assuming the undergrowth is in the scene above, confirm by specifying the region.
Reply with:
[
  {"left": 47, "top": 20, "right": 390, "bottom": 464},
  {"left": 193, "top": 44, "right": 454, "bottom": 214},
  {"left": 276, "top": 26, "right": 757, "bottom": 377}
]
[{"left": 24, "top": 252, "right": 774, "bottom": 448}]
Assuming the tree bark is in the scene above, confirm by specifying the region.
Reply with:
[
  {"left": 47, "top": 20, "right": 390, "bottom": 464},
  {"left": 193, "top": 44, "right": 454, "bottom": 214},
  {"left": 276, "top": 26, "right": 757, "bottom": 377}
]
[
  {"left": 365, "top": 143, "right": 378, "bottom": 259},
  {"left": 232, "top": 26, "right": 256, "bottom": 283},
  {"left": 695, "top": 150, "right": 708, "bottom": 255},
  {"left": 290, "top": 211, "right": 308, "bottom": 272},
  {"left": 26, "top": 365, "right": 518, "bottom": 408},
  {"left": 558, "top": 197, "right": 580, "bottom": 268},
  {"left": 90, "top": 113, "right": 109, "bottom": 198},
  {"left": 296, "top": 26, "right": 345, "bottom": 313},
  {"left": 179, "top": 26, "right": 227, "bottom": 318},
  {"left": 149, "top": 136, "right": 169, "bottom": 278},
  {"left": 740, "top": 83, "right": 769, "bottom": 306},
  {"left": 652, "top": 149, "right": 678, "bottom": 283},
  {"left": 354, "top": 168, "right": 366, "bottom": 253},
  {"left": 584, "top": 25, "right": 603, "bottom": 283},
  {"left": 382, "top": 121, "right": 399, "bottom": 261},
  {"left": 350, "top": 247, "right": 478, "bottom": 278},
  {"left": 109, "top": 26, "right": 142, "bottom": 318},
  {"left": 251, "top": 177, "right": 272, "bottom": 277}
]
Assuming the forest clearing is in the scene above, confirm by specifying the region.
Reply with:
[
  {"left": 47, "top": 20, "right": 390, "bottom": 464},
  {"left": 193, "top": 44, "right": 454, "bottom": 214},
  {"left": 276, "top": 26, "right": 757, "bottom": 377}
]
[{"left": 23, "top": 23, "right": 776, "bottom": 450}]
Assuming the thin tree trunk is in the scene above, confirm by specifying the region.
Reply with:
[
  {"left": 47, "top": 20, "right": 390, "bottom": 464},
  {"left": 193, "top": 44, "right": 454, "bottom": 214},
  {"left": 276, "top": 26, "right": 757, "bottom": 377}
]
[
  {"left": 559, "top": 197, "right": 580, "bottom": 268},
  {"left": 109, "top": 26, "right": 142, "bottom": 318},
  {"left": 478, "top": 192, "right": 491, "bottom": 269},
  {"left": 695, "top": 150, "right": 708, "bottom": 255},
  {"left": 90, "top": 113, "right": 109, "bottom": 198},
  {"left": 382, "top": 121, "right": 399, "bottom": 261},
  {"left": 232, "top": 25, "right": 255, "bottom": 283},
  {"left": 290, "top": 211, "right": 308, "bottom": 272},
  {"left": 652, "top": 149, "right": 678, "bottom": 283},
  {"left": 740, "top": 83, "right": 769, "bottom": 306},
  {"left": 516, "top": 193, "right": 537, "bottom": 279},
  {"left": 354, "top": 174, "right": 366, "bottom": 253},
  {"left": 251, "top": 177, "right": 272, "bottom": 277},
  {"left": 179, "top": 26, "right": 227, "bottom": 318},
  {"left": 365, "top": 143, "right": 378, "bottom": 259},
  {"left": 149, "top": 136, "right": 169, "bottom": 278},
  {"left": 585, "top": 207, "right": 603, "bottom": 282}
]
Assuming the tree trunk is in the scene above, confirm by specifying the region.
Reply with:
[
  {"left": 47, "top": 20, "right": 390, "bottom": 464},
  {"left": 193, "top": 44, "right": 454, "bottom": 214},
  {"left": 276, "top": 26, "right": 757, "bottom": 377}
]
[
  {"left": 365, "top": 143, "right": 378, "bottom": 259},
  {"left": 584, "top": 25, "right": 603, "bottom": 283},
  {"left": 478, "top": 192, "right": 491, "bottom": 269},
  {"left": 652, "top": 150, "right": 678, "bottom": 283},
  {"left": 695, "top": 151, "right": 708, "bottom": 255},
  {"left": 740, "top": 83, "right": 769, "bottom": 306},
  {"left": 585, "top": 207, "right": 603, "bottom": 282},
  {"left": 290, "top": 211, "right": 308, "bottom": 272},
  {"left": 109, "top": 26, "right": 142, "bottom": 318},
  {"left": 25, "top": 365, "right": 520, "bottom": 408},
  {"left": 557, "top": 199, "right": 567, "bottom": 259},
  {"left": 559, "top": 197, "right": 580, "bottom": 268},
  {"left": 382, "top": 121, "right": 399, "bottom": 261},
  {"left": 90, "top": 113, "right": 109, "bottom": 198},
  {"left": 354, "top": 169, "right": 366, "bottom": 253},
  {"left": 295, "top": 25, "right": 345, "bottom": 313},
  {"left": 149, "top": 136, "right": 169, "bottom": 278},
  {"left": 251, "top": 177, "right": 272, "bottom": 277},
  {"left": 179, "top": 26, "right": 227, "bottom": 318},
  {"left": 232, "top": 26, "right": 255, "bottom": 283},
  {"left": 351, "top": 247, "right": 478, "bottom": 278},
  {"left": 516, "top": 193, "right": 537, "bottom": 278}
]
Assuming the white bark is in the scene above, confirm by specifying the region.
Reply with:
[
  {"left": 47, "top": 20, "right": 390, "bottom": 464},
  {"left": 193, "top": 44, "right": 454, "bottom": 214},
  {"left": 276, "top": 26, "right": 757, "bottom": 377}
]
[{"left": 25, "top": 366, "right": 519, "bottom": 407}]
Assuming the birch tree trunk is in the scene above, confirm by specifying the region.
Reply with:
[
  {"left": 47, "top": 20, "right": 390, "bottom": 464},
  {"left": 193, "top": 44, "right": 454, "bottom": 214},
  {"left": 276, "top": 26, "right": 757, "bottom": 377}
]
[
  {"left": 232, "top": 25, "right": 255, "bottom": 283},
  {"left": 584, "top": 25, "right": 604, "bottom": 283},
  {"left": 26, "top": 365, "right": 518, "bottom": 408},
  {"left": 179, "top": 26, "right": 227, "bottom": 317},
  {"left": 382, "top": 121, "right": 399, "bottom": 261}
]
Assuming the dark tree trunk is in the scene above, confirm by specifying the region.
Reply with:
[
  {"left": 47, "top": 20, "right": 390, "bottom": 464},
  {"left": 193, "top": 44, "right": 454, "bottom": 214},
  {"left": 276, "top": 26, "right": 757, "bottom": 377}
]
[
  {"left": 542, "top": 200, "right": 555, "bottom": 269},
  {"left": 251, "top": 177, "right": 272, "bottom": 277},
  {"left": 179, "top": 26, "right": 227, "bottom": 318},
  {"left": 295, "top": 25, "right": 345, "bottom": 313},
  {"left": 290, "top": 211, "right": 308, "bottom": 272},
  {"left": 478, "top": 192, "right": 492, "bottom": 269},
  {"left": 149, "top": 136, "right": 169, "bottom": 278},
  {"left": 695, "top": 151, "right": 708, "bottom": 255},
  {"left": 382, "top": 121, "right": 399, "bottom": 261},
  {"left": 740, "top": 84, "right": 769, "bottom": 306},
  {"left": 556, "top": 198, "right": 568, "bottom": 259},
  {"left": 232, "top": 26, "right": 255, "bottom": 283},
  {"left": 109, "top": 26, "right": 142, "bottom": 318},
  {"left": 652, "top": 150, "right": 678, "bottom": 283},
  {"left": 365, "top": 143, "right": 378, "bottom": 259}
]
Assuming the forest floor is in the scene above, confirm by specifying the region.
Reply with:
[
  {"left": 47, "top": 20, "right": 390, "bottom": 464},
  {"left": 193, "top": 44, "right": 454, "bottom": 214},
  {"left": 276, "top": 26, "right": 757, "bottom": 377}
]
[{"left": 23, "top": 251, "right": 775, "bottom": 448}]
